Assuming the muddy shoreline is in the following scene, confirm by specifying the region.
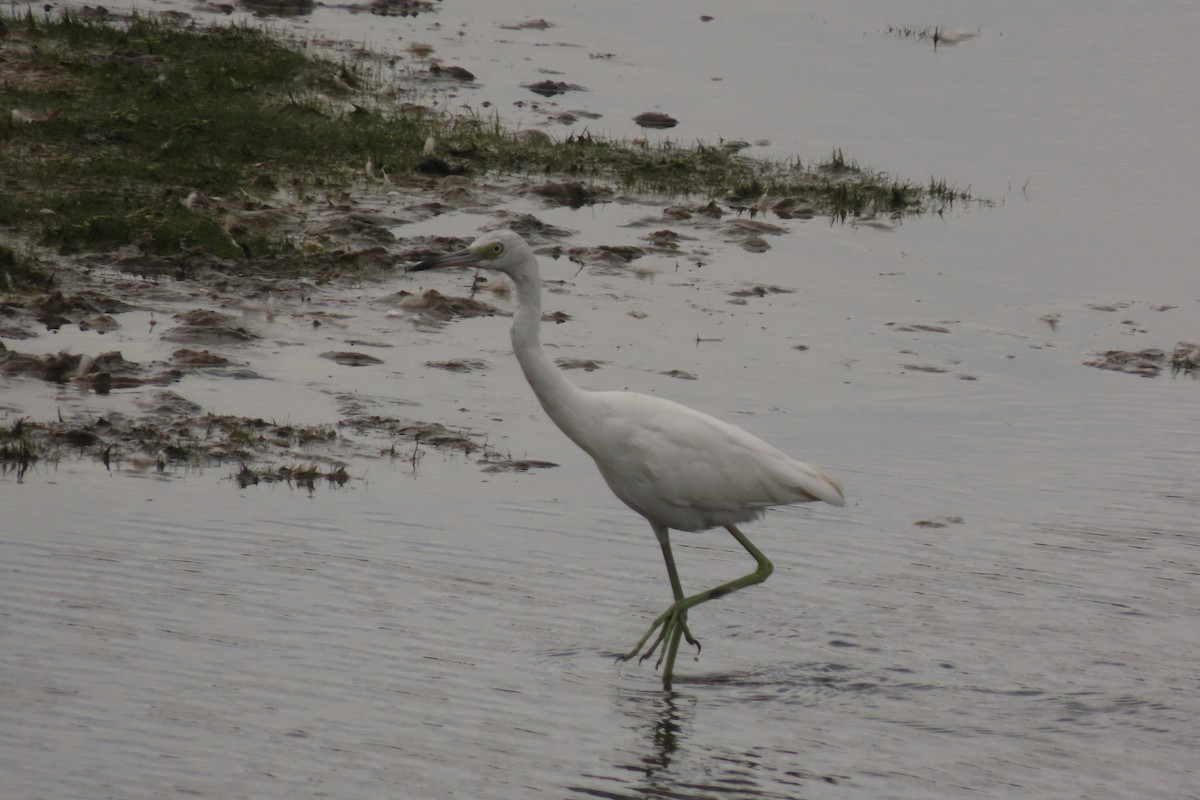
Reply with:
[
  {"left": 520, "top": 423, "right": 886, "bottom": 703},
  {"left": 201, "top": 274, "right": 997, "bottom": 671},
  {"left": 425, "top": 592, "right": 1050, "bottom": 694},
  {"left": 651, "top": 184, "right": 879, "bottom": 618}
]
[
  {"left": 6, "top": 202, "right": 1193, "bottom": 488},
  {"left": 0, "top": 160, "right": 800, "bottom": 486}
]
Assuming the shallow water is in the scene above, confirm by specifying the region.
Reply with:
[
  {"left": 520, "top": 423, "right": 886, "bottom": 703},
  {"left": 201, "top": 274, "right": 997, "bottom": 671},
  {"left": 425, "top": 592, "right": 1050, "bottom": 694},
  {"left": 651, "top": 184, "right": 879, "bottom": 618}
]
[{"left": 3, "top": 2, "right": 1199, "bottom": 798}]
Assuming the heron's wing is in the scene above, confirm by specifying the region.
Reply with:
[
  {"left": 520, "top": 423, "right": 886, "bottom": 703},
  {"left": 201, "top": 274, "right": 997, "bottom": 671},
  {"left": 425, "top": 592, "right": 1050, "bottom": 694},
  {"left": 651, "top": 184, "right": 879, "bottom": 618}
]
[{"left": 592, "top": 393, "right": 844, "bottom": 516}]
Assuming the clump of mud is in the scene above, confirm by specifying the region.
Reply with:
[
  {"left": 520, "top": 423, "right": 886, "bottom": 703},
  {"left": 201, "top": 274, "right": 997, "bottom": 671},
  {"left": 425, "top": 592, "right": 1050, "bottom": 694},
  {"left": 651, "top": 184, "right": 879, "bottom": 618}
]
[
  {"left": 729, "top": 284, "right": 796, "bottom": 302},
  {"left": 633, "top": 112, "right": 678, "bottom": 129},
  {"left": 562, "top": 244, "right": 645, "bottom": 273},
  {"left": 164, "top": 309, "right": 260, "bottom": 344},
  {"left": 427, "top": 64, "right": 475, "bottom": 82},
  {"left": 321, "top": 351, "right": 386, "bottom": 367},
  {"left": 484, "top": 213, "right": 576, "bottom": 244},
  {"left": 171, "top": 348, "right": 233, "bottom": 368},
  {"left": 1175, "top": 343, "right": 1200, "bottom": 374},
  {"left": 530, "top": 181, "right": 612, "bottom": 209},
  {"left": 3, "top": 289, "right": 135, "bottom": 334},
  {"left": 369, "top": 0, "right": 439, "bottom": 18},
  {"left": 914, "top": 515, "right": 965, "bottom": 528},
  {"left": 523, "top": 80, "right": 586, "bottom": 97},
  {"left": 340, "top": 416, "right": 486, "bottom": 457},
  {"left": 425, "top": 358, "right": 490, "bottom": 373},
  {"left": 390, "top": 289, "right": 498, "bottom": 322},
  {"left": 240, "top": 0, "right": 316, "bottom": 17},
  {"left": 0, "top": 342, "right": 181, "bottom": 394},
  {"left": 1084, "top": 342, "right": 1200, "bottom": 377},
  {"left": 662, "top": 201, "right": 724, "bottom": 220},
  {"left": 555, "top": 358, "right": 606, "bottom": 372},
  {"left": 234, "top": 462, "right": 350, "bottom": 492},
  {"left": 480, "top": 458, "right": 558, "bottom": 473},
  {"left": 720, "top": 219, "right": 788, "bottom": 252},
  {"left": 499, "top": 18, "right": 553, "bottom": 31}
]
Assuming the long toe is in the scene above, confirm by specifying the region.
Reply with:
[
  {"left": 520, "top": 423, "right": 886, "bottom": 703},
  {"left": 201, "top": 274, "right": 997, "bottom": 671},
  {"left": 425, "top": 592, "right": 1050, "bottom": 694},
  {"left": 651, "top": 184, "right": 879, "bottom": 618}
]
[
  {"left": 617, "top": 602, "right": 702, "bottom": 677},
  {"left": 617, "top": 617, "right": 666, "bottom": 664}
]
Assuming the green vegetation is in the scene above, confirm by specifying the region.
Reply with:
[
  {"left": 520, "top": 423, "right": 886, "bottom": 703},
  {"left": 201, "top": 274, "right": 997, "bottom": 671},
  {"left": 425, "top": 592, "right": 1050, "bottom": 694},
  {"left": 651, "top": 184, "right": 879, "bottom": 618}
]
[
  {"left": 1, "top": 10, "right": 431, "bottom": 259},
  {"left": 1, "top": 11, "right": 974, "bottom": 265},
  {"left": 453, "top": 130, "right": 969, "bottom": 221},
  {"left": 234, "top": 462, "right": 350, "bottom": 491},
  {"left": 0, "top": 418, "right": 43, "bottom": 480},
  {"left": 0, "top": 407, "right": 349, "bottom": 478}
]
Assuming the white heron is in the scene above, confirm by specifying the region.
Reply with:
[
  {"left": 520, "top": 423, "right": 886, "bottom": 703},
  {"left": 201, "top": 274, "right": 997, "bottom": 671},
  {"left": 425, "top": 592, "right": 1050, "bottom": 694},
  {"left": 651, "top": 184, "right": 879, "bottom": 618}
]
[{"left": 409, "top": 230, "right": 844, "bottom": 687}]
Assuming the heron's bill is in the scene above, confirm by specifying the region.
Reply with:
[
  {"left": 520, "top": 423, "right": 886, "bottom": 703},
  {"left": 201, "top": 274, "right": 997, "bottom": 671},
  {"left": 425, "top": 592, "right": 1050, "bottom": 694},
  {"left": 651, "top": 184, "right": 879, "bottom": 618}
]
[{"left": 408, "top": 247, "right": 479, "bottom": 272}]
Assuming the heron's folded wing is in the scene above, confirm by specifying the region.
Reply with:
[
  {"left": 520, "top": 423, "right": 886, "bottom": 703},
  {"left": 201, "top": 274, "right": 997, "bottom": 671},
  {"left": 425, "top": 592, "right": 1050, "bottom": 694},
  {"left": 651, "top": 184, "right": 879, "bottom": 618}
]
[{"left": 596, "top": 393, "right": 843, "bottom": 513}]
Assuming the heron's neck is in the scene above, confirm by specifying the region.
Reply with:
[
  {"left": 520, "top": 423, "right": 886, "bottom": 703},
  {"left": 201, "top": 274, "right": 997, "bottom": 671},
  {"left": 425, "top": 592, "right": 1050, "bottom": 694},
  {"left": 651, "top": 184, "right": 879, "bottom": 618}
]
[{"left": 508, "top": 270, "right": 592, "bottom": 448}]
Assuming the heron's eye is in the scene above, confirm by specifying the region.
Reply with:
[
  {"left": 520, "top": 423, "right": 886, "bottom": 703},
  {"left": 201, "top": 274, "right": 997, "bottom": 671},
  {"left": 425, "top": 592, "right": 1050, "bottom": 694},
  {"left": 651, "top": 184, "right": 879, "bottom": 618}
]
[{"left": 490, "top": 243, "right": 504, "bottom": 256}]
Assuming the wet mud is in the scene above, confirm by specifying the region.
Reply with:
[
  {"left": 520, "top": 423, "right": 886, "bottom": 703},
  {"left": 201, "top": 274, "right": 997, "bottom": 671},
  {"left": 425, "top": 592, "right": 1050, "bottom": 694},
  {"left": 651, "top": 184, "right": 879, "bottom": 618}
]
[
  {"left": 0, "top": 180, "right": 574, "bottom": 482},
  {"left": 633, "top": 111, "right": 679, "bottom": 129},
  {"left": 1084, "top": 342, "right": 1200, "bottom": 378}
]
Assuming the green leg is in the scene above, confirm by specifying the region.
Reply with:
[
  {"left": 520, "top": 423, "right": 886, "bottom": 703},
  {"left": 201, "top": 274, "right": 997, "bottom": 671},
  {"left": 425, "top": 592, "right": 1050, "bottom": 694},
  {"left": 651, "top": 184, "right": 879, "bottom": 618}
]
[
  {"left": 617, "top": 526, "right": 698, "bottom": 684},
  {"left": 618, "top": 524, "right": 774, "bottom": 689}
]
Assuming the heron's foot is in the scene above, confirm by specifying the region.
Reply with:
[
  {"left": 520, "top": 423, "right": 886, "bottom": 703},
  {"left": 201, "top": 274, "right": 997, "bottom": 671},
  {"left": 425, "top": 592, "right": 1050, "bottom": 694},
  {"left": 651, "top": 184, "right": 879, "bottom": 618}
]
[{"left": 616, "top": 602, "right": 701, "bottom": 672}]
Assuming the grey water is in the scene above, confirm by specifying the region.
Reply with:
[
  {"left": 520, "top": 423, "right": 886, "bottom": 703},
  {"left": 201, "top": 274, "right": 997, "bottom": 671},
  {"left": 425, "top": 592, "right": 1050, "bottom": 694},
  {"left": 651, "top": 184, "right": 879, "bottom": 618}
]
[{"left": 2, "top": 2, "right": 1198, "bottom": 798}]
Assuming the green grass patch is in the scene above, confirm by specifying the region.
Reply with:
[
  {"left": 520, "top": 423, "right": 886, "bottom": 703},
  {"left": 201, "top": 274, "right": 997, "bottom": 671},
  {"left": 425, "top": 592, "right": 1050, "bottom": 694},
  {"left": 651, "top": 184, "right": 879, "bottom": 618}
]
[
  {"left": 429, "top": 124, "right": 968, "bottom": 221},
  {"left": 0, "top": 11, "right": 976, "bottom": 266},
  {"left": 0, "top": 417, "right": 44, "bottom": 480},
  {"left": 1, "top": 11, "right": 435, "bottom": 257}
]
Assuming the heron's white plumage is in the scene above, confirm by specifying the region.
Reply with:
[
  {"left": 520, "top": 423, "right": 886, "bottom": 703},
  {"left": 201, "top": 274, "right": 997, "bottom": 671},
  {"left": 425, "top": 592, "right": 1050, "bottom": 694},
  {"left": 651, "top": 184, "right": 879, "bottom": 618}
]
[{"left": 582, "top": 390, "right": 843, "bottom": 531}]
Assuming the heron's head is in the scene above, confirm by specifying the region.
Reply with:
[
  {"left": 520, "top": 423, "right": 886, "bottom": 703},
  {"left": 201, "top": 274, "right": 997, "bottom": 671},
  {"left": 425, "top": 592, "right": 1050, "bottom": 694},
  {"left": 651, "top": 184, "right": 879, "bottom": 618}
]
[{"left": 407, "top": 230, "right": 535, "bottom": 279}]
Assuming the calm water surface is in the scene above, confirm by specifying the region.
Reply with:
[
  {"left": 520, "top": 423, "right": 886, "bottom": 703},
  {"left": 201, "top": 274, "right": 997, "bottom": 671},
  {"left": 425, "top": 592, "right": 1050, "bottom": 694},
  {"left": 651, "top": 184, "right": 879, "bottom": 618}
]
[{"left": 2, "top": 2, "right": 1197, "bottom": 798}]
